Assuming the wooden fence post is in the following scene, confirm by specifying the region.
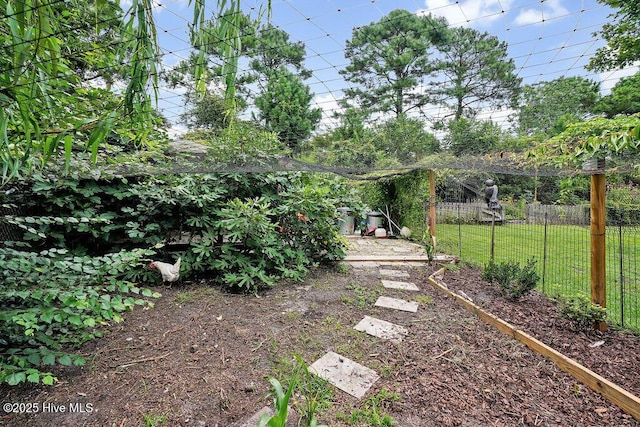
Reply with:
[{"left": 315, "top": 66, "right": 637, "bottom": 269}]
[
  {"left": 428, "top": 170, "right": 436, "bottom": 246},
  {"left": 591, "top": 172, "right": 607, "bottom": 331}
]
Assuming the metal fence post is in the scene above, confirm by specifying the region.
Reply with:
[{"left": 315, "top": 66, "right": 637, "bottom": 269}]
[
  {"left": 457, "top": 203, "right": 462, "bottom": 259},
  {"left": 619, "top": 223, "right": 625, "bottom": 328},
  {"left": 543, "top": 211, "right": 548, "bottom": 293}
]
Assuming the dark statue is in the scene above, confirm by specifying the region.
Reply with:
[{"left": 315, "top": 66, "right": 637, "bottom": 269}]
[{"left": 484, "top": 179, "right": 499, "bottom": 209}]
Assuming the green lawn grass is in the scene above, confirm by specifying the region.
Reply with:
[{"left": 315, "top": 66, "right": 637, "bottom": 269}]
[{"left": 436, "top": 223, "right": 640, "bottom": 332}]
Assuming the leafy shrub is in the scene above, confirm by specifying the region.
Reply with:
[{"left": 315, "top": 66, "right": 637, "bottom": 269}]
[
  {"left": 7, "top": 171, "right": 359, "bottom": 293},
  {"left": 0, "top": 245, "right": 161, "bottom": 385},
  {"left": 1, "top": 141, "right": 362, "bottom": 385},
  {"left": 559, "top": 293, "right": 607, "bottom": 329},
  {"left": 482, "top": 258, "right": 539, "bottom": 299}
]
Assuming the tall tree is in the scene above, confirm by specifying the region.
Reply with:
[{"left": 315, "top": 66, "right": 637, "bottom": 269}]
[
  {"left": 182, "top": 93, "right": 230, "bottom": 130},
  {"left": 371, "top": 115, "right": 440, "bottom": 164},
  {"left": 340, "top": 9, "right": 450, "bottom": 118},
  {"left": 594, "top": 72, "right": 640, "bottom": 118},
  {"left": 245, "top": 23, "right": 310, "bottom": 79},
  {"left": 254, "top": 68, "right": 321, "bottom": 151},
  {"left": 165, "top": 13, "right": 308, "bottom": 121},
  {"left": 434, "top": 27, "right": 521, "bottom": 120},
  {"left": 54, "top": 0, "right": 125, "bottom": 88},
  {"left": 588, "top": 0, "right": 640, "bottom": 72},
  {"left": 445, "top": 117, "right": 505, "bottom": 156},
  {"left": 331, "top": 107, "right": 371, "bottom": 141},
  {"left": 517, "top": 76, "right": 600, "bottom": 137}
]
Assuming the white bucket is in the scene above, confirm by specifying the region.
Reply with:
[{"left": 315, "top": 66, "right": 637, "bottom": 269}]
[{"left": 374, "top": 228, "right": 387, "bottom": 238}]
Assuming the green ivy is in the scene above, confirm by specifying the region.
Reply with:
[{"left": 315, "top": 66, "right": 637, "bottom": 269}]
[{"left": 0, "top": 245, "right": 161, "bottom": 386}]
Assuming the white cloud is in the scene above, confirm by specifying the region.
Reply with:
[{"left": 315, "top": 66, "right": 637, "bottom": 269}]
[
  {"left": 313, "top": 93, "right": 343, "bottom": 132},
  {"left": 513, "top": 0, "right": 569, "bottom": 26},
  {"left": 598, "top": 64, "right": 640, "bottom": 95},
  {"left": 419, "top": 0, "right": 513, "bottom": 27}
]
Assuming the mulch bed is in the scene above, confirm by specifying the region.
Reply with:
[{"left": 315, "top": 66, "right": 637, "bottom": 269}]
[{"left": 1, "top": 262, "right": 639, "bottom": 427}]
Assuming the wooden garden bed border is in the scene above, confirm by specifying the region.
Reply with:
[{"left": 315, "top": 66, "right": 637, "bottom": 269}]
[{"left": 428, "top": 268, "right": 640, "bottom": 422}]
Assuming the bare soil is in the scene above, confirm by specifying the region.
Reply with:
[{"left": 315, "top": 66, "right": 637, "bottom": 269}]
[{"left": 2, "top": 238, "right": 640, "bottom": 427}]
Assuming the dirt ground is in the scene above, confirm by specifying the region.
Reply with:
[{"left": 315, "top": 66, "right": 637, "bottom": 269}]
[{"left": 2, "top": 237, "right": 640, "bottom": 427}]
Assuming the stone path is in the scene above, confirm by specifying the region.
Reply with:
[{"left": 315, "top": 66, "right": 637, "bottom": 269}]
[
  {"left": 312, "top": 260, "right": 418, "bottom": 398},
  {"left": 239, "top": 236, "right": 431, "bottom": 425}
]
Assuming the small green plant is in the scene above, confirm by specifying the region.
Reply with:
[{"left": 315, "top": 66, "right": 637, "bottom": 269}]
[
  {"left": 261, "top": 355, "right": 329, "bottom": 427},
  {"left": 259, "top": 376, "right": 296, "bottom": 427},
  {"left": 343, "top": 284, "right": 379, "bottom": 309},
  {"left": 174, "top": 291, "right": 196, "bottom": 305},
  {"left": 559, "top": 293, "right": 607, "bottom": 329},
  {"left": 482, "top": 258, "right": 539, "bottom": 300},
  {"left": 422, "top": 229, "right": 434, "bottom": 261},
  {"left": 322, "top": 315, "right": 343, "bottom": 331},
  {"left": 334, "top": 263, "right": 350, "bottom": 275},
  {"left": 294, "top": 355, "right": 332, "bottom": 427},
  {"left": 415, "top": 295, "right": 433, "bottom": 305},
  {"left": 143, "top": 412, "right": 168, "bottom": 427},
  {"left": 339, "top": 388, "right": 399, "bottom": 426}
]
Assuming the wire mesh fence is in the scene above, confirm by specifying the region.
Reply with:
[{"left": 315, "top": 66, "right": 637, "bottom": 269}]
[{"left": 436, "top": 202, "right": 640, "bottom": 332}]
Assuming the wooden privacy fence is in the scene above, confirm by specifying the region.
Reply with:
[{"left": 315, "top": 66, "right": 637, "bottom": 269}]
[
  {"left": 526, "top": 204, "right": 590, "bottom": 225},
  {"left": 436, "top": 202, "right": 590, "bottom": 225}
]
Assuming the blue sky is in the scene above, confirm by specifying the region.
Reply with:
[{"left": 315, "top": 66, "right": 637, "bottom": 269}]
[{"left": 148, "top": 0, "right": 637, "bottom": 133}]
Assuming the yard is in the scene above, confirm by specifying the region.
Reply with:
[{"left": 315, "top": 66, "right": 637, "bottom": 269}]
[
  {"left": 437, "top": 222, "right": 640, "bottom": 332},
  {"left": 2, "top": 238, "right": 639, "bottom": 427}
]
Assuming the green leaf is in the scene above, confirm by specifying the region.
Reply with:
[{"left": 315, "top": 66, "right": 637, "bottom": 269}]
[
  {"left": 27, "top": 353, "right": 41, "bottom": 366},
  {"left": 6, "top": 372, "right": 26, "bottom": 385},
  {"left": 42, "top": 353, "right": 56, "bottom": 366},
  {"left": 58, "top": 354, "right": 72, "bottom": 366},
  {"left": 27, "top": 371, "right": 40, "bottom": 383},
  {"left": 68, "top": 315, "right": 82, "bottom": 326},
  {"left": 40, "top": 312, "right": 55, "bottom": 323},
  {"left": 42, "top": 375, "right": 55, "bottom": 385}
]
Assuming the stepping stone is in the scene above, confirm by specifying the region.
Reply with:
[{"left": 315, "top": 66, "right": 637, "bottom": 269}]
[
  {"left": 310, "top": 351, "right": 379, "bottom": 398},
  {"left": 391, "top": 246, "right": 411, "bottom": 253},
  {"left": 381, "top": 279, "right": 419, "bottom": 291},
  {"left": 346, "top": 261, "right": 380, "bottom": 268},
  {"left": 379, "top": 269, "right": 410, "bottom": 278},
  {"left": 353, "top": 315, "right": 408, "bottom": 344},
  {"left": 375, "top": 296, "right": 419, "bottom": 312}
]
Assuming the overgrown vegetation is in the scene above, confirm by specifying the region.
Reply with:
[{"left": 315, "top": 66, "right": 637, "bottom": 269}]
[
  {"left": 1, "top": 149, "right": 361, "bottom": 386},
  {"left": 481, "top": 258, "right": 540, "bottom": 299},
  {"left": 6, "top": 170, "right": 359, "bottom": 293},
  {"left": 0, "top": 245, "right": 161, "bottom": 385}
]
